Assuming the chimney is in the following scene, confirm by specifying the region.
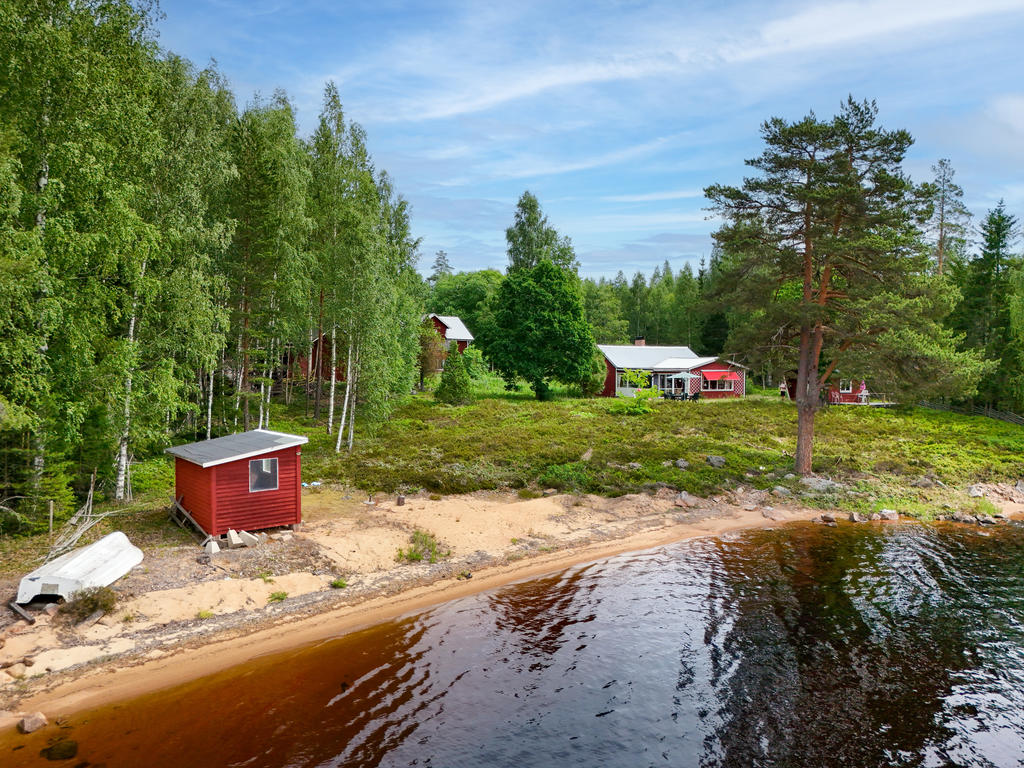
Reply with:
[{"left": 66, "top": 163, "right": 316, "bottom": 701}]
[{"left": 634, "top": 336, "right": 645, "bottom": 346}]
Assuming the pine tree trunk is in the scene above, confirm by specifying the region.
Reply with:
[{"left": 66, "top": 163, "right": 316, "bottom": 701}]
[{"left": 327, "top": 325, "right": 337, "bottom": 435}]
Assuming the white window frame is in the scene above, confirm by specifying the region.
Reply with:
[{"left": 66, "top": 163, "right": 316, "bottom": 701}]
[
  {"left": 249, "top": 457, "right": 279, "bottom": 493},
  {"left": 702, "top": 376, "right": 734, "bottom": 391},
  {"left": 840, "top": 379, "right": 853, "bottom": 394}
]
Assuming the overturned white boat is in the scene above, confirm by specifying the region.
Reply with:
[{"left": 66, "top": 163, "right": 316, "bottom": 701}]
[{"left": 16, "top": 531, "right": 144, "bottom": 604}]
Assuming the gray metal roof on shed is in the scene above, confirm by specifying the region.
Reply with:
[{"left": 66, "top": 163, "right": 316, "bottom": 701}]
[
  {"left": 430, "top": 314, "right": 474, "bottom": 341},
  {"left": 165, "top": 429, "right": 308, "bottom": 468}
]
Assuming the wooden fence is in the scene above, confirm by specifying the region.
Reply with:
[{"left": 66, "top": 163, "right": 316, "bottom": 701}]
[{"left": 919, "top": 400, "right": 1024, "bottom": 427}]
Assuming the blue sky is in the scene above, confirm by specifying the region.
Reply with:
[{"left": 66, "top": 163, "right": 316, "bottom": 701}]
[{"left": 156, "top": 0, "right": 1024, "bottom": 278}]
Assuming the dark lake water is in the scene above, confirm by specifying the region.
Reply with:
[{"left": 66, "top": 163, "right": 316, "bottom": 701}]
[{"left": 6, "top": 520, "right": 1024, "bottom": 768}]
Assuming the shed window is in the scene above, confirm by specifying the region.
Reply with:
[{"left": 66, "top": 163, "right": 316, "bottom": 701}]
[
  {"left": 840, "top": 379, "right": 853, "bottom": 393},
  {"left": 249, "top": 458, "right": 278, "bottom": 492}
]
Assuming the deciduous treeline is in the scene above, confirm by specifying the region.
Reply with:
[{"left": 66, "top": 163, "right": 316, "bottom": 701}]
[{"left": 0, "top": 1, "right": 421, "bottom": 532}]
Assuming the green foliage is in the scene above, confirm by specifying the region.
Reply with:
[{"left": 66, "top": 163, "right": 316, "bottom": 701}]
[
  {"left": 396, "top": 529, "right": 450, "bottom": 564},
  {"left": 435, "top": 349, "right": 473, "bottom": 405},
  {"left": 609, "top": 369, "right": 660, "bottom": 414},
  {"left": 488, "top": 259, "right": 596, "bottom": 399},
  {"left": 461, "top": 346, "right": 487, "bottom": 379},
  {"left": 60, "top": 587, "right": 118, "bottom": 622},
  {"left": 197, "top": 609, "right": 214, "bottom": 620},
  {"left": 330, "top": 577, "right": 348, "bottom": 589},
  {"left": 267, "top": 591, "right": 288, "bottom": 603},
  {"left": 505, "top": 191, "right": 578, "bottom": 272},
  {"left": 705, "top": 98, "right": 988, "bottom": 471},
  {"left": 578, "top": 347, "right": 609, "bottom": 398}
]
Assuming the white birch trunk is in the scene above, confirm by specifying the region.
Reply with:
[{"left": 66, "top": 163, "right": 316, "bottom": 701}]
[
  {"left": 335, "top": 340, "right": 353, "bottom": 453},
  {"left": 327, "top": 325, "right": 337, "bottom": 434},
  {"left": 206, "top": 369, "right": 214, "bottom": 440},
  {"left": 115, "top": 260, "right": 146, "bottom": 501},
  {"left": 347, "top": 347, "right": 359, "bottom": 452}
]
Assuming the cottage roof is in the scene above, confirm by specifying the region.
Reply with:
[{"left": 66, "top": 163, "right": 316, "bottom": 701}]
[
  {"left": 598, "top": 344, "right": 697, "bottom": 369},
  {"left": 652, "top": 356, "right": 719, "bottom": 371},
  {"left": 165, "top": 429, "right": 308, "bottom": 468},
  {"left": 430, "top": 314, "right": 474, "bottom": 341}
]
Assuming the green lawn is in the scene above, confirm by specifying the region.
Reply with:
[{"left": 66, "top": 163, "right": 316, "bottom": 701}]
[{"left": 271, "top": 381, "right": 1024, "bottom": 502}]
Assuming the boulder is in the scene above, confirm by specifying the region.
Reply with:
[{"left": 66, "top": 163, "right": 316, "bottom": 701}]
[
  {"left": 17, "top": 712, "right": 47, "bottom": 734},
  {"left": 771, "top": 486, "right": 793, "bottom": 497},
  {"left": 967, "top": 485, "right": 985, "bottom": 498},
  {"left": 674, "top": 458, "right": 690, "bottom": 470},
  {"left": 238, "top": 531, "right": 259, "bottom": 548},
  {"left": 280, "top": 533, "right": 294, "bottom": 542},
  {"left": 762, "top": 509, "right": 786, "bottom": 521},
  {"left": 706, "top": 455, "right": 726, "bottom": 468},
  {"left": 848, "top": 512, "right": 869, "bottom": 523},
  {"left": 204, "top": 539, "right": 221, "bottom": 556},
  {"left": 581, "top": 448, "right": 594, "bottom": 462},
  {"left": 911, "top": 476, "right": 935, "bottom": 488},
  {"left": 542, "top": 488, "right": 558, "bottom": 497},
  {"left": 6, "top": 663, "right": 27, "bottom": 679},
  {"left": 627, "top": 462, "right": 642, "bottom": 470},
  {"left": 226, "top": 529, "right": 244, "bottom": 549},
  {"left": 800, "top": 476, "right": 842, "bottom": 493},
  {"left": 820, "top": 512, "right": 837, "bottom": 523},
  {"left": 825, "top": 520, "right": 838, "bottom": 528},
  {"left": 879, "top": 510, "right": 899, "bottom": 521},
  {"left": 784, "top": 473, "right": 796, "bottom": 480},
  {"left": 869, "top": 513, "right": 881, "bottom": 521},
  {"left": 978, "top": 516, "right": 997, "bottom": 525},
  {"left": 952, "top": 512, "right": 978, "bottom": 524},
  {"left": 1016, "top": 479, "right": 1024, "bottom": 493},
  {"left": 673, "top": 492, "right": 698, "bottom": 508}
]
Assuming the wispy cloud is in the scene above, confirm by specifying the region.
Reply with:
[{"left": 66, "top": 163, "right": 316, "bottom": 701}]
[{"left": 602, "top": 189, "right": 704, "bottom": 203}]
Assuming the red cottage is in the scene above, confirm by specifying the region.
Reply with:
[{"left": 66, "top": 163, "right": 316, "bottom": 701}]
[
  {"left": 427, "top": 314, "right": 474, "bottom": 354},
  {"left": 165, "top": 429, "right": 308, "bottom": 536},
  {"left": 597, "top": 342, "right": 747, "bottom": 399}
]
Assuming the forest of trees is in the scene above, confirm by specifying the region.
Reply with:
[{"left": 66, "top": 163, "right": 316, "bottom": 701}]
[
  {"left": 2, "top": 3, "right": 1022, "bottom": 528},
  {"left": 0, "top": 1, "right": 423, "bottom": 531}
]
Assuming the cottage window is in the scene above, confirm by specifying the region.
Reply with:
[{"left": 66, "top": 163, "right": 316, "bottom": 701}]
[
  {"left": 617, "top": 369, "right": 628, "bottom": 388},
  {"left": 249, "top": 458, "right": 278, "bottom": 492},
  {"left": 702, "top": 378, "right": 734, "bottom": 391},
  {"left": 840, "top": 379, "right": 853, "bottom": 394}
]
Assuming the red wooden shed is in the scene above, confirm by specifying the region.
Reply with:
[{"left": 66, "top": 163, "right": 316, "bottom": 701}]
[{"left": 165, "top": 429, "right": 308, "bottom": 536}]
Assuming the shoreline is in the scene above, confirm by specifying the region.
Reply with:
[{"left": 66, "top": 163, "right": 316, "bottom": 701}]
[{"left": 1, "top": 501, "right": 822, "bottom": 728}]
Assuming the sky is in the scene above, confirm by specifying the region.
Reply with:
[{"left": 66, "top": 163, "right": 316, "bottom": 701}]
[{"left": 155, "top": 0, "right": 1024, "bottom": 279}]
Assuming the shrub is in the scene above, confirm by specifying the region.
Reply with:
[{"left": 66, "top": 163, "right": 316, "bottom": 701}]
[
  {"left": 330, "top": 577, "right": 347, "bottom": 589},
  {"left": 267, "top": 591, "right": 288, "bottom": 603},
  {"left": 462, "top": 346, "right": 487, "bottom": 379},
  {"left": 396, "top": 529, "right": 450, "bottom": 564},
  {"left": 435, "top": 350, "right": 472, "bottom": 405},
  {"left": 197, "top": 609, "right": 214, "bottom": 620},
  {"left": 60, "top": 586, "right": 118, "bottom": 622}
]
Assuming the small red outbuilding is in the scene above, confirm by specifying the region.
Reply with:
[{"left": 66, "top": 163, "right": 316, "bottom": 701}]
[{"left": 165, "top": 429, "right": 308, "bottom": 536}]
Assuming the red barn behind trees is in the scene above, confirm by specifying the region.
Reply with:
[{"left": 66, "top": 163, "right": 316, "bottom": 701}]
[{"left": 166, "top": 429, "right": 308, "bottom": 537}]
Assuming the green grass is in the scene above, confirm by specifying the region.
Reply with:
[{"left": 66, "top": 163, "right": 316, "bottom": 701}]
[
  {"left": 5, "top": 382, "right": 1019, "bottom": 573},
  {"left": 276, "top": 388, "right": 1024, "bottom": 502},
  {"left": 396, "top": 529, "right": 450, "bottom": 564},
  {"left": 267, "top": 591, "right": 288, "bottom": 603}
]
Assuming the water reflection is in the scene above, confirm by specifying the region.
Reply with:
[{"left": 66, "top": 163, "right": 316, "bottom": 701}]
[{"left": 4, "top": 522, "right": 1023, "bottom": 768}]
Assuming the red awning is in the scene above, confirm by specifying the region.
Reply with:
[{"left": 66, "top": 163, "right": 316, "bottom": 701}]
[{"left": 702, "top": 370, "right": 741, "bottom": 381}]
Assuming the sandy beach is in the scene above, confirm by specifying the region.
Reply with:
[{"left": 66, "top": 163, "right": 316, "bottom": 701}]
[{"left": 2, "top": 483, "right": 1017, "bottom": 731}]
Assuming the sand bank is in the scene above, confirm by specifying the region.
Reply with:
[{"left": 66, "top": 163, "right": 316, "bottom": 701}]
[{"left": 4, "top": 481, "right": 1000, "bottom": 730}]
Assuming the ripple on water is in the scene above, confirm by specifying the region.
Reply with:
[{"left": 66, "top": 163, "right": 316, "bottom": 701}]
[{"left": 5, "top": 521, "right": 1024, "bottom": 768}]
